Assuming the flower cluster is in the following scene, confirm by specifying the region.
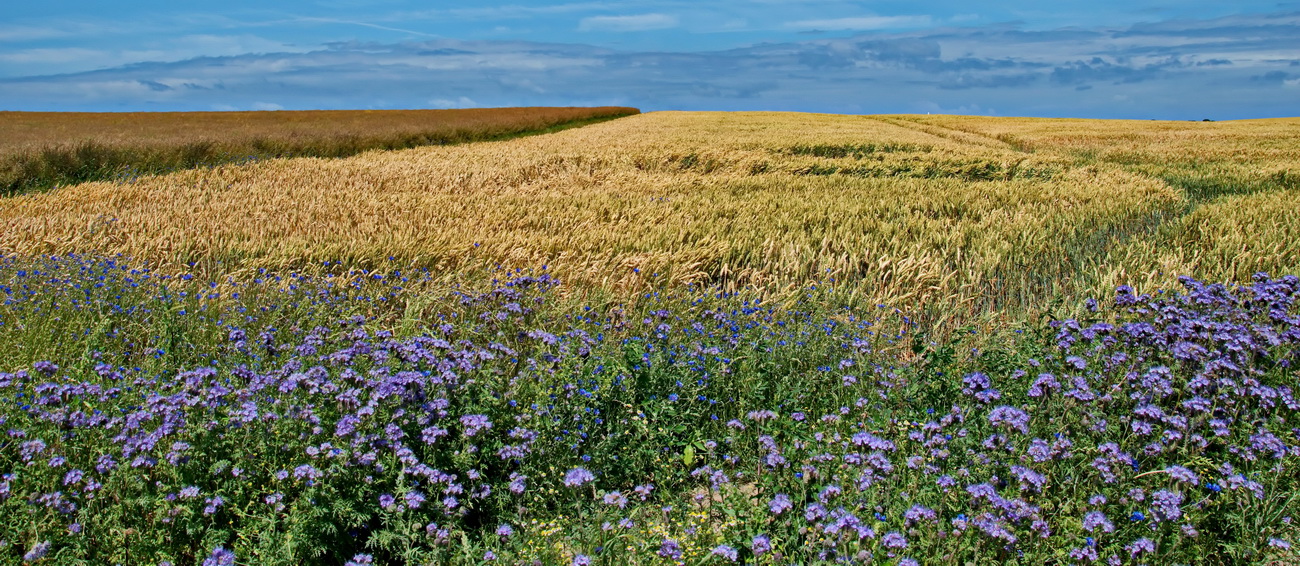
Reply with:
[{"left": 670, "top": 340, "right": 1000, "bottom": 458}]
[{"left": 0, "top": 256, "right": 1296, "bottom": 564}]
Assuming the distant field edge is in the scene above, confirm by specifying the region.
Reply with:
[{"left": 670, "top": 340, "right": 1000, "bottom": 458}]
[{"left": 0, "top": 106, "right": 640, "bottom": 198}]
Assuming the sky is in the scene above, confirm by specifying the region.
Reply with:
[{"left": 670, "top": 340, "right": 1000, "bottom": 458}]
[{"left": 2, "top": 1, "right": 1298, "bottom": 118}]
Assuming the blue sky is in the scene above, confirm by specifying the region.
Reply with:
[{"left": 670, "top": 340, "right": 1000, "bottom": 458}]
[{"left": 2, "top": 1, "right": 1298, "bottom": 118}]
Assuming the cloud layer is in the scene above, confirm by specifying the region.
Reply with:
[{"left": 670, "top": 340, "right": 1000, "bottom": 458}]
[{"left": 2, "top": 11, "right": 1297, "bottom": 118}]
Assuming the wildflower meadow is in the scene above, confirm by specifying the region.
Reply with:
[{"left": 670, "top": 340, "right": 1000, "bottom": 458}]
[{"left": 1, "top": 255, "right": 1296, "bottom": 564}]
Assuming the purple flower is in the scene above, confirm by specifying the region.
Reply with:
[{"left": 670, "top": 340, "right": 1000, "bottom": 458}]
[
  {"left": 711, "top": 545, "right": 739, "bottom": 561},
  {"left": 1069, "top": 546, "right": 1099, "bottom": 562},
  {"left": 1150, "top": 490, "right": 1183, "bottom": 522},
  {"left": 572, "top": 555, "right": 592, "bottom": 566},
  {"left": 23, "top": 540, "right": 51, "bottom": 561},
  {"left": 460, "top": 414, "right": 492, "bottom": 437},
  {"left": 344, "top": 554, "right": 374, "bottom": 566},
  {"left": 379, "top": 493, "right": 397, "bottom": 509},
  {"left": 1083, "top": 511, "right": 1114, "bottom": 533},
  {"left": 904, "top": 505, "right": 937, "bottom": 526},
  {"left": 752, "top": 534, "right": 772, "bottom": 555},
  {"left": 203, "top": 496, "right": 224, "bottom": 515},
  {"left": 962, "top": 372, "right": 1002, "bottom": 402},
  {"left": 851, "top": 431, "right": 896, "bottom": 451},
  {"left": 1165, "top": 466, "right": 1199, "bottom": 485},
  {"left": 1126, "top": 537, "right": 1155, "bottom": 556},
  {"left": 1010, "top": 465, "right": 1046, "bottom": 492},
  {"left": 603, "top": 491, "right": 628, "bottom": 508},
  {"left": 881, "top": 531, "right": 908, "bottom": 549},
  {"left": 1027, "top": 373, "right": 1060, "bottom": 398},
  {"left": 202, "top": 545, "right": 236, "bottom": 566},
  {"left": 404, "top": 490, "right": 426, "bottom": 510},
  {"left": 179, "top": 486, "right": 201, "bottom": 499},
  {"left": 563, "top": 467, "right": 595, "bottom": 487},
  {"left": 805, "top": 503, "right": 828, "bottom": 521},
  {"left": 658, "top": 539, "right": 682, "bottom": 559},
  {"left": 988, "top": 406, "right": 1030, "bottom": 434},
  {"left": 496, "top": 524, "right": 514, "bottom": 538},
  {"left": 509, "top": 472, "right": 527, "bottom": 494}
]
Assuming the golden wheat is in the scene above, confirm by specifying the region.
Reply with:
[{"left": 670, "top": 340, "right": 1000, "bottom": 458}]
[
  {"left": 0, "top": 108, "right": 638, "bottom": 154},
  {"left": 1, "top": 111, "right": 1295, "bottom": 325}
]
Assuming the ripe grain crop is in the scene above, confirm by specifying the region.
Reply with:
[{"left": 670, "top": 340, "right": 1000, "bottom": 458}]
[
  {"left": 0, "top": 107, "right": 638, "bottom": 196},
  {"left": 1, "top": 111, "right": 1296, "bottom": 328}
]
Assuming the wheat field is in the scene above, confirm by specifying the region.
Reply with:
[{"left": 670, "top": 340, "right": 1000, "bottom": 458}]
[
  {"left": 0, "top": 107, "right": 639, "bottom": 196},
  {"left": 1, "top": 111, "right": 1296, "bottom": 325}
]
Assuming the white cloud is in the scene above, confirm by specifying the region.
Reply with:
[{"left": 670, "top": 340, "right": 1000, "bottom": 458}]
[
  {"left": 787, "top": 15, "right": 932, "bottom": 31},
  {"left": 290, "top": 17, "right": 440, "bottom": 38},
  {"left": 0, "top": 34, "right": 308, "bottom": 77},
  {"left": 2, "top": 12, "right": 1298, "bottom": 119},
  {"left": 0, "top": 47, "right": 105, "bottom": 65},
  {"left": 578, "top": 14, "right": 679, "bottom": 32},
  {"left": 0, "top": 25, "right": 74, "bottom": 42},
  {"left": 428, "top": 96, "right": 478, "bottom": 109}
]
